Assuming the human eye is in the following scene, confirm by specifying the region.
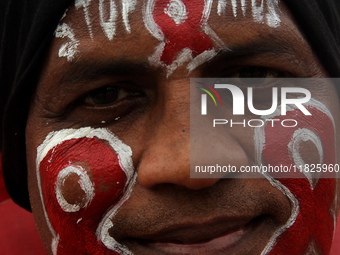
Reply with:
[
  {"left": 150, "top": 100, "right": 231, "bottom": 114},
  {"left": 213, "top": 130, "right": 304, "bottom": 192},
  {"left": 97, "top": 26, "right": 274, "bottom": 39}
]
[
  {"left": 82, "top": 85, "right": 138, "bottom": 107},
  {"left": 231, "top": 67, "right": 282, "bottom": 79},
  {"left": 226, "top": 66, "right": 291, "bottom": 87},
  {"left": 63, "top": 81, "right": 149, "bottom": 126},
  {"left": 214, "top": 66, "right": 292, "bottom": 113}
]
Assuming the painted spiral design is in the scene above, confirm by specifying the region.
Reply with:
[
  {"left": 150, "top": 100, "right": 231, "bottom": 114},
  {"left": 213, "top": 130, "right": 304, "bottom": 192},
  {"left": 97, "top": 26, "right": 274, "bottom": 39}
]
[{"left": 164, "top": 0, "right": 188, "bottom": 24}]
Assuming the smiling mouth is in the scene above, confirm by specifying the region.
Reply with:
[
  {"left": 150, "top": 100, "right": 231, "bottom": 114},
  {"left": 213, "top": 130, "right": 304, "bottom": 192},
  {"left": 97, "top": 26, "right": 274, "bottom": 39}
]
[{"left": 123, "top": 215, "right": 272, "bottom": 255}]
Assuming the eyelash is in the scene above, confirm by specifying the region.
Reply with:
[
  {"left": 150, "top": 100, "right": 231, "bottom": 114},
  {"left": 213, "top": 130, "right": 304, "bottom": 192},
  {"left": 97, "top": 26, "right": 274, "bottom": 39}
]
[
  {"left": 223, "top": 66, "right": 292, "bottom": 79},
  {"left": 66, "top": 66, "right": 290, "bottom": 125},
  {"left": 61, "top": 82, "right": 148, "bottom": 126},
  {"left": 82, "top": 86, "right": 137, "bottom": 107}
]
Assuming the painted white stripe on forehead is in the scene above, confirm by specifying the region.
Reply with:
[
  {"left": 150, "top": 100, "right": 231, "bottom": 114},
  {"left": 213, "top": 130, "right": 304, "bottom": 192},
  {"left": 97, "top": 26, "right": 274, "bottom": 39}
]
[
  {"left": 75, "top": 0, "right": 94, "bottom": 39},
  {"left": 55, "top": 23, "right": 80, "bottom": 61},
  {"left": 122, "top": 0, "right": 137, "bottom": 33},
  {"left": 217, "top": 0, "right": 228, "bottom": 16},
  {"left": 218, "top": 0, "right": 281, "bottom": 28},
  {"left": 99, "top": 0, "right": 118, "bottom": 40},
  {"left": 143, "top": 0, "right": 165, "bottom": 41}
]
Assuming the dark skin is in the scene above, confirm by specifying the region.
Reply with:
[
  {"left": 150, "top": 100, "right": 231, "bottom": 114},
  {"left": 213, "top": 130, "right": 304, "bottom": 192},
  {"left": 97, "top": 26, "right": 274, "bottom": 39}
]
[{"left": 25, "top": 1, "right": 340, "bottom": 254}]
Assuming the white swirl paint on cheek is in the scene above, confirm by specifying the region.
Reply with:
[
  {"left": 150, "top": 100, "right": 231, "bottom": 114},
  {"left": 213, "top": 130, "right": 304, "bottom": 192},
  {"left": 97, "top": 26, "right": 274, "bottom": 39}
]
[
  {"left": 55, "top": 23, "right": 80, "bottom": 61},
  {"left": 96, "top": 174, "right": 137, "bottom": 255},
  {"left": 254, "top": 98, "right": 336, "bottom": 254},
  {"left": 36, "top": 128, "right": 136, "bottom": 255},
  {"left": 99, "top": 0, "right": 118, "bottom": 40},
  {"left": 288, "top": 128, "right": 324, "bottom": 189},
  {"left": 260, "top": 173, "right": 300, "bottom": 255},
  {"left": 55, "top": 165, "right": 95, "bottom": 212}
]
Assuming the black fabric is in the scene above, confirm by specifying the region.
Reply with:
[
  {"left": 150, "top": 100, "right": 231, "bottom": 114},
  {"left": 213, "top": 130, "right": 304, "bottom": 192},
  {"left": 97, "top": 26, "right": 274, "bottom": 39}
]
[
  {"left": 0, "top": 0, "right": 74, "bottom": 211},
  {"left": 1, "top": 0, "right": 340, "bottom": 211},
  {"left": 284, "top": 0, "right": 340, "bottom": 78}
]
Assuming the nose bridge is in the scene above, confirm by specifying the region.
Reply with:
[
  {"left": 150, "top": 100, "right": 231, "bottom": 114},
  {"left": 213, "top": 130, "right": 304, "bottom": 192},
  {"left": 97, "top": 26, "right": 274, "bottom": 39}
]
[{"left": 137, "top": 79, "right": 252, "bottom": 190}]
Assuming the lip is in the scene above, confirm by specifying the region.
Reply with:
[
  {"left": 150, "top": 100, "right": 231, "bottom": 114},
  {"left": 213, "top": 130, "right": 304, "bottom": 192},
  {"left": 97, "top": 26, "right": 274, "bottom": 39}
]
[{"left": 124, "top": 216, "right": 267, "bottom": 255}]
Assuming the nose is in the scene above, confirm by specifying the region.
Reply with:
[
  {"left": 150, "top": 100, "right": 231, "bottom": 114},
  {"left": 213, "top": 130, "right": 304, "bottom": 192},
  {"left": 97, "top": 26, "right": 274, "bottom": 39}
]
[
  {"left": 137, "top": 79, "right": 250, "bottom": 190},
  {"left": 137, "top": 124, "right": 221, "bottom": 190}
]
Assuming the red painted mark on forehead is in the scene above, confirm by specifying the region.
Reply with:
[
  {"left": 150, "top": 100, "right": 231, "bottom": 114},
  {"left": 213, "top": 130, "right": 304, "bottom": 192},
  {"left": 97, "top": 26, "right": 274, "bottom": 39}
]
[
  {"left": 153, "top": 0, "right": 213, "bottom": 65},
  {"left": 262, "top": 105, "right": 336, "bottom": 255},
  {"left": 40, "top": 137, "right": 126, "bottom": 254}
]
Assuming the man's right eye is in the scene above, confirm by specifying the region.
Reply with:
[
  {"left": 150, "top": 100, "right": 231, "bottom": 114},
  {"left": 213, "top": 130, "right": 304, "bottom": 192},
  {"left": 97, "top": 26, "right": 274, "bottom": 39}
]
[
  {"left": 82, "top": 85, "right": 142, "bottom": 108},
  {"left": 83, "top": 86, "right": 122, "bottom": 106}
]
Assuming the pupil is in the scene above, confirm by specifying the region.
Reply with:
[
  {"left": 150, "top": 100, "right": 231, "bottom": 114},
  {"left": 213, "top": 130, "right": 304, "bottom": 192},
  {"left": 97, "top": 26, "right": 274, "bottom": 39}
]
[
  {"left": 239, "top": 67, "right": 268, "bottom": 78},
  {"left": 91, "top": 87, "right": 119, "bottom": 105},
  {"left": 239, "top": 67, "right": 268, "bottom": 85}
]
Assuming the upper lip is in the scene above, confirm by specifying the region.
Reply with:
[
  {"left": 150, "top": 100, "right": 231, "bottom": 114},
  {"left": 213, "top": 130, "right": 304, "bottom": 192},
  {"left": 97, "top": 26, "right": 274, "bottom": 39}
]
[{"left": 126, "top": 216, "right": 256, "bottom": 244}]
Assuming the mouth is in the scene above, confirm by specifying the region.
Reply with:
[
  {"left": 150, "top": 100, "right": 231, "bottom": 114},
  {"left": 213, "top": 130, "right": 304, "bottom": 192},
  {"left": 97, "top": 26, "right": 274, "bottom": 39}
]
[{"left": 122, "top": 215, "right": 273, "bottom": 255}]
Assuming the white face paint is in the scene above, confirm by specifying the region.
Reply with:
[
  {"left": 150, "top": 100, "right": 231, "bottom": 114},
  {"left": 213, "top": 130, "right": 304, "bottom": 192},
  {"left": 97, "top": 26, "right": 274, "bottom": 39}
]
[
  {"left": 55, "top": 165, "right": 95, "bottom": 212},
  {"left": 75, "top": 0, "right": 94, "bottom": 39},
  {"left": 164, "top": 0, "right": 188, "bottom": 25},
  {"left": 36, "top": 127, "right": 136, "bottom": 255},
  {"left": 122, "top": 0, "right": 137, "bottom": 33},
  {"left": 55, "top": 23, "right": 80, "bottom": 61},
  {"left": 288, "top": 128, "right": 324, "bottom": 188},
  {"left": 217, "top": 0, "right": 281, "bottom": 27},
  {"left": 254, "top": 98, "right": 337, "bottom": 254},
  {"left": 259, "top": 173, "right": 300, "bottom": 255},
  {"left": 99, "top": 0, "right": 118, "bottom": 40},
  {"left": 54, "top": 0, "right": 281, "bottom": 74}
]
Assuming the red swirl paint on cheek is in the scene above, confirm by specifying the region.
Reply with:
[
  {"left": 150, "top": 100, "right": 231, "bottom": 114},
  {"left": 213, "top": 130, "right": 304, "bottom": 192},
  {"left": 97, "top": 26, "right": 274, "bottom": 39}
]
[
  {"left": 152, "top": 0, "right": 213, "bottom": 65},
  {"left": 261, "top": 104, "right": 336, "bottom": 255},
  {"left": 40, "top": 137, "right": 126, "bottom": 255}
]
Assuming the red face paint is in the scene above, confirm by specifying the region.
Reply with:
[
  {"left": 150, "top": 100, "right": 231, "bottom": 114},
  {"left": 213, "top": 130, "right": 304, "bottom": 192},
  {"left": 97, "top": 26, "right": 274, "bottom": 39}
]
[
  {"left": 38, "top": 130, "right": 132, "bottom": 255},
  {"left": 261, "top": 101, "right": 336, "bottom": 255},
  {"left": 152, "top": 0, "right": 213, "bottom": 65}
]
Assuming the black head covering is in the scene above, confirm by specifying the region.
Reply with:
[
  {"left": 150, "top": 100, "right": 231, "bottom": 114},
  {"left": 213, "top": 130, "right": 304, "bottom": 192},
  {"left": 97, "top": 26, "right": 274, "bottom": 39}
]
[{"left": 1, "top": 0, "right": 340, "bottom": 211}]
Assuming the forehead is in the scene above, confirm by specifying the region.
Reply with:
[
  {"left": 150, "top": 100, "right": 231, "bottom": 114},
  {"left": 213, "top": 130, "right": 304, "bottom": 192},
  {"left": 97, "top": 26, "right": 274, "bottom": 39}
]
[{"left": 49, "top": 0, "right": 306, "bottom": 73}]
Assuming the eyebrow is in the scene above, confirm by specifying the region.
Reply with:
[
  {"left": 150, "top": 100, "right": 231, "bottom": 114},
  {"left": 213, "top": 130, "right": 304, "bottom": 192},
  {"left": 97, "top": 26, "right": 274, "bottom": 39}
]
[
  {"left": 59, "top": 60, "right": 153, "bottom": 85},
  {"left": 219, "top": 33, "right": 302, "bottom": 59},
  {"left": 58, "top": 32, "right": 304, "bottom": 88}
]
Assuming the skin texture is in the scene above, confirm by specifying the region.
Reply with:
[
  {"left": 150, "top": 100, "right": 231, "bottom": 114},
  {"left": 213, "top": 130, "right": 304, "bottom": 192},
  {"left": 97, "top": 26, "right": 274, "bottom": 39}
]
[{"left": 25, "top": 0, "right": 340, "bottom": 254}]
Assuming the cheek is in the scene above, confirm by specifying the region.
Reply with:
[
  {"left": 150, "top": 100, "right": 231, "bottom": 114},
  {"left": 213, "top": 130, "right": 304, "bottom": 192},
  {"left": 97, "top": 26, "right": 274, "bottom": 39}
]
[
  {"left": 258, "top": 99, "right": 337, "bottom": 255},
  {"left": 37, "top": 129, "right": 133, "bottom": 255}
]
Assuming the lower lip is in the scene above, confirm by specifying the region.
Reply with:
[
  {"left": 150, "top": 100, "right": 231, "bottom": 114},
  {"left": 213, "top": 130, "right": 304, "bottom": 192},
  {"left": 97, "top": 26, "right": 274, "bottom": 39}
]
[{"left": 148, "top": 228, "right": 246, "bottom": 254}]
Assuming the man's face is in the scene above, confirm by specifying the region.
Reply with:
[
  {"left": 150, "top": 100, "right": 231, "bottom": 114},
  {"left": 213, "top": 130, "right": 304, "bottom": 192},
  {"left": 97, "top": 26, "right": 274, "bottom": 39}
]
[{"left": 25, "top": 0, "right": 340, "bottom": 254}]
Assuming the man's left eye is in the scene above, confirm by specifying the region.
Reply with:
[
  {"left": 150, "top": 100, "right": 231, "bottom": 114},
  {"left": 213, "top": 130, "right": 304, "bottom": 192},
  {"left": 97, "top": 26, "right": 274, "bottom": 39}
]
[
  {"left": 233, "top": 67, "right": 280, "bottom": 79},
  {"left": 83, "top": 86, "right": 129, "bottom": 106}
]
